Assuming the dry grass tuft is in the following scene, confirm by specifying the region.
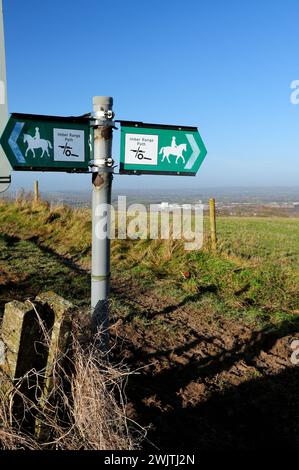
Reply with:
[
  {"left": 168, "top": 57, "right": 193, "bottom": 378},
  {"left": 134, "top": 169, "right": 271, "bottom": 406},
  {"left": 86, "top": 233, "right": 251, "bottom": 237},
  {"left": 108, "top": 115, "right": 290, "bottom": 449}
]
[
  {"left": 67, "top": 339, "right": 136, "bottom": 450},
  {"left": 0, "top": 324, "right": 142, "bottom": 450}
]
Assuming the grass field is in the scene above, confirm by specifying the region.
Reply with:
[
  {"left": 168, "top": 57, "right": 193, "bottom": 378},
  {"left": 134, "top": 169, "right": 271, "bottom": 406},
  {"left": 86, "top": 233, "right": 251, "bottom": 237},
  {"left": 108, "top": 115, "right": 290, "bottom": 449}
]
[
  {"left": 0, "top": 199, "right": 299, "bottom": 449},
  {"left": 0, "top": 199, "right": 298, "bottom": 326}
]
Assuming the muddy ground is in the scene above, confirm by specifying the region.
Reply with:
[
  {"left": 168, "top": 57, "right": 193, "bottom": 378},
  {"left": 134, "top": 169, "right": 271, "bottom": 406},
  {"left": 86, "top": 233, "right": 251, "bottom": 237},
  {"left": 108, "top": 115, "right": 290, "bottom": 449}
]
[
  {"left": 0, "top": 233, "right": 299, "bottom": 450},
  {"left": 111, "top": 280, "right": 299, "bottom": 450}
]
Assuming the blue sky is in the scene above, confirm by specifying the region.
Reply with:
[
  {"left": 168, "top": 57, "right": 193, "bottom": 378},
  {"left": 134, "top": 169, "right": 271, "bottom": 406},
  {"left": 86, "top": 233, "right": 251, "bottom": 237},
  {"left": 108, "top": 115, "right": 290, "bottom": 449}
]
[{"left": 2, "top": 0, "right": 299, "bottom": 190}]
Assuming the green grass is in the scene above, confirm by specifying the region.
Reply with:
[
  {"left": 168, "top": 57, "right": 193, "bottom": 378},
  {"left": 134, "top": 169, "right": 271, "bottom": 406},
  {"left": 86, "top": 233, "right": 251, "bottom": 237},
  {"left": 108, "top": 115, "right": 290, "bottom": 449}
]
[
  {"left": 216, "top": 217, "right": 299, "bottom": 266},
  {"left": 0, "top": 200, "right": 298, "bottom": 329},
  {"left": 0, "top": 233, "right": 90, "bottom": 312}
]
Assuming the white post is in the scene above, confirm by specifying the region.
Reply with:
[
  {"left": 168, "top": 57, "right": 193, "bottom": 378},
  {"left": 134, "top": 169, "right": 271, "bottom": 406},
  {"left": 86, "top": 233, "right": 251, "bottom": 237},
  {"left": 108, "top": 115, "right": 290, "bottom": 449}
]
[
  {"left": 91, "top": 96, "right": 114, "bottom": 347},
  {"left": 0, "top": 0, "right": 11, "bottom": 193}
]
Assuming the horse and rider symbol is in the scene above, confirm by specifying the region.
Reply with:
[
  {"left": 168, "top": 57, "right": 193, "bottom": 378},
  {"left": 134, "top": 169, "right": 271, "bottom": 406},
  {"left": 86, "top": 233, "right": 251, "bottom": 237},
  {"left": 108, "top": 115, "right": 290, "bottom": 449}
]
[
  {"left": 23, "top": 127, "right": 52, "bottom": 159},
  {"left": 159, "top": 136, "right": 187, "bottom": 164},
  {"left": 131, "top": 136, "right": 187, "bottom": 165},
  {"left": 23, "top": 127, "right": 79, "bottom": 159}
]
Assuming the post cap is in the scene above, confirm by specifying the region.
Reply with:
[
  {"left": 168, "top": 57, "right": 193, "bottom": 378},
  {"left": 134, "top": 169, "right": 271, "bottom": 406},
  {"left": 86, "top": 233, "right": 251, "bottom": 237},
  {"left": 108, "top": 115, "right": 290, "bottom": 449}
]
[{"left": 93, "top": 96, "right": 113, "bottom": 108}]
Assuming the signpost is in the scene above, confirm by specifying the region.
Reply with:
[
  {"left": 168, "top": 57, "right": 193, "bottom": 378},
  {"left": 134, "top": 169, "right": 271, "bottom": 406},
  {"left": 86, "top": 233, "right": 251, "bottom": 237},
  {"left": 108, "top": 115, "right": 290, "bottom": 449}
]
[
  {"left": 0, "top": 113, "right": 91, "bottom": 172},
  {"left": 119, "top": 121, "right": 207, "bottom": 176},
  {"left": 0, "top": 0, "right": 11, "bottom": 192},
  {"left": 0, "top": 111, "right": 207, "bottom": 349},
  {"left": 0, "top": 0, "right": 208, "bottom": 348},
  {"left": 0, "top": 110, "right": 208, "bottom": 348}
]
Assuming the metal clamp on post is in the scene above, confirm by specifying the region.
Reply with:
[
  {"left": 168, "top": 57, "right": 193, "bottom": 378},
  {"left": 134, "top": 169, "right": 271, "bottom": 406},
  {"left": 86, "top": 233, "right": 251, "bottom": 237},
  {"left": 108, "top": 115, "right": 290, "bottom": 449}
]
[
  {"left": 91, "top": 109, "right": 115, "bottom": 126},
  {"left": 89, "top": 96, "right": 115, "bottom": 173},
  {"left": 89, "top": 157, "right": 114, "bottom": 172}
]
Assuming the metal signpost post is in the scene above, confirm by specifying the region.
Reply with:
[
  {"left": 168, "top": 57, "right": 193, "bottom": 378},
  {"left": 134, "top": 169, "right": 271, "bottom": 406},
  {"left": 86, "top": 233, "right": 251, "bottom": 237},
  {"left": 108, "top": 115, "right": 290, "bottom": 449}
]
[
  {"left": 90, "top": 97, "right": 114, "bottom": 344},
  {"left": 0, "top": 0, "right": 11, "bottom": 193},
  {"left": 119, "top": 121, "right": 207, "bottom": 176}
]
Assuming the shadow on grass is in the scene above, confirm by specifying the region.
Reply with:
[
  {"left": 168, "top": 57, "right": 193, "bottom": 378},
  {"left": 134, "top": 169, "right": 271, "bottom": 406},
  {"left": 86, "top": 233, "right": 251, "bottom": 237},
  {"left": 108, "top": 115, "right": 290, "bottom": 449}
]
[
  {"left": 115, "top": 285, "right": 219, "bottom": 323},
  {"left": 0, "top": 233, "right": 90, "bottom": 317},
  {"left": 27, "top": 235, "right": 88, "bottom": 275}
]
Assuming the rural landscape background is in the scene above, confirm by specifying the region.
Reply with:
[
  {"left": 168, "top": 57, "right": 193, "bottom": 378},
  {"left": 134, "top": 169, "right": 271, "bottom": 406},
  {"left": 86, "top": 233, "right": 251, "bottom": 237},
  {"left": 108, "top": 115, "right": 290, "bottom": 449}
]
[
  {"left": 0, "top": 188, "right": 298, "bottom": 450},
  {"left": 2, "top": 186, "right": 299, "bottom": 214}
]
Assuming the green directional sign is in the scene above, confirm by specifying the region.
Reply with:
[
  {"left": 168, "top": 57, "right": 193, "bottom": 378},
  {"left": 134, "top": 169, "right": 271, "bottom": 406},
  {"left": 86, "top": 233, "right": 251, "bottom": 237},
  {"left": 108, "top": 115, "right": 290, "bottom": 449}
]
[
  {"left": 0, "top": 113, "right": 92, "bottom": 172},
  {"left": 119, "top": 121, "right": 207, "bottom": 176}
]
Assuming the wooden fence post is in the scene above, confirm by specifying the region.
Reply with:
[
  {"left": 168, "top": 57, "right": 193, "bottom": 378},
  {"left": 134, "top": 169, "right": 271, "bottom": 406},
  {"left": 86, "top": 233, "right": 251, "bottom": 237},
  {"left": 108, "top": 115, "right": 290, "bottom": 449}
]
[
  {"left": 209, "top": 198, "right": 217, "bottom": 251},
  {"left": 34, "top": 180, "right": 39, "bottom": 203}
]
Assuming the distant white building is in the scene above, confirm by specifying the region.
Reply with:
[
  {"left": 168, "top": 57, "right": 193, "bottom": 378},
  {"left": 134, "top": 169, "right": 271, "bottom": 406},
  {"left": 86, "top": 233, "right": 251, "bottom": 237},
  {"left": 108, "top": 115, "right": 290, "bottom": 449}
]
[{"left": 156, "top": 200, "right": 203, "bottom": 212}]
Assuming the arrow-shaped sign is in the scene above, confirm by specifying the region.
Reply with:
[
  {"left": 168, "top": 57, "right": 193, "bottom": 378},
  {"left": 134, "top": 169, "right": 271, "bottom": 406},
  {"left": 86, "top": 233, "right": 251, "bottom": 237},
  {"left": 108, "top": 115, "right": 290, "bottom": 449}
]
[
  {"left": 1, "top": 113, "right": 91, "bottom": 172},
  {"left": 8, "top": 122, "right": 26, "bottom": 163},
  {"left": 184, "top": 134, "right": 200, "bottom": 170},
  {"left": 119, "top": 121, "right": 207, "bottom": 176}
]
